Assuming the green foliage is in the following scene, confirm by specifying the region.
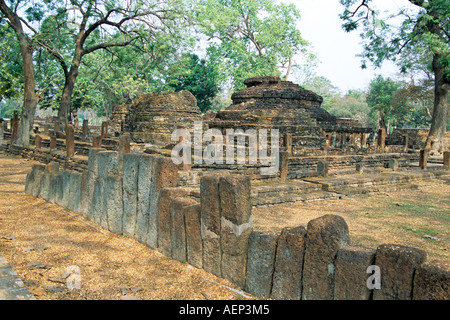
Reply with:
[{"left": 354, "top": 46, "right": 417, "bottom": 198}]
[
  {"left": 164, "top": 53, "right": 221, "bottom": 113},
  {"left": 0, "top": 98, "right": 22, "bottom": 119},
  {"left": 366, "top": 75, "right": 402, "bottom": 130},
  {"left": 302, "top": 76, "right": 341, "bottom": 111},
  {"left": 329, "top": 93, "right": 373, "bottom": 127},
  {"left": 0, "top": 24, "right": 23, "bottom": 101},
  {"left": 340, "top": 0, "right": 449, "bottom": 81},
  {"left": 196, "top": 0, "right": 308, "bottom": 90}
]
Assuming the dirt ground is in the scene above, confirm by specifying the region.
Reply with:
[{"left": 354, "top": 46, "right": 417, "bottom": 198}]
[{"left": 0, "top": 152, "right": 256, "bottom": 300}]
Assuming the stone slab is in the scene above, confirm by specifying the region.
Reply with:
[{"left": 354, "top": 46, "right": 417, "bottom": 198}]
[
  {"left": 245, "top": 231, "right": 279, "bottom": 298},
  {"left": 373, "top": 244, "right": 426, "bottom": 300},
  {"left": 302, "top": 214, "right": 350, "bottom": 300},
  {"left": 271, "top": 226, "right": 307, "bottom": 300},
  {"left": 333, "top": 245, "right": 376, "bottom": 300}
]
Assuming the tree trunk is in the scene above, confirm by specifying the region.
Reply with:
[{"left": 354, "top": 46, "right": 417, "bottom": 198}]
[
  {"left": 0, "top": 1, "right": 38, "bottom": 147},
  {"left": 57, "top": 66, "right": 79, "bottom": 132},
  {"left": 284, "top": 55, "right": 292, "bottom": 81},
  {"left": 378, "top": 116, "right": 387, "bottom": 133},
  {"left": 17, "top": 36, "right": 38, "bottom": 147},
  {"left": 424, "top": 54, "right": 449, "bottom": 154}
]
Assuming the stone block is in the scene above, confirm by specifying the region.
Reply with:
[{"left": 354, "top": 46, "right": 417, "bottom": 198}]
[
  {"left": 419, "top": 149, "right": 428, "bottom": 170},
  {"left": 25, "top": 165, "right": 42, "bottom": 196},
  {"left": 135, "top": 154, "right": 157, "bottom": 244},
  {"left": 35, "top": 167, "right": 48, "bottom": 200},
  {"left": 373, "top": 244, "right": 426, "bottom": 300},
  {"left": 443, "top": 151, "right": 450, "bottom": 167},
  {"left": 279, "top": 151, "right": 289, "bottom": 180},
  {"left": 184, "top": 204, "right": 202, "bottom": 269},
  {"left": 118, "top": 132, "right": 131, "bottom": 167},
  {"left": 245, "top": 231, "right": 279, "bottom": 298},
  {"left": 65, "top": 124, "right": 75, "bottom": 158},
  {"left": 60, "top": 170, "right": 72, "bottom": 209},
  {"left": 31, "top": 165, "right": 45, "bottom": 198},
  {"left": 219, "top": 174, "right": 252, "bottom": 288},
  {"left": 122, "top": 153, "right": 141, "bottom": 238},
  {"left": 377, "top": 128, "right": 386, "bottom": 149},
  {"left": 271, "top": 226, "right": 307, "bottom": 300},
  {"left": 219, "top": 174, "right": 252, "bottom": 226},
  {"left": 50, "top": 136, "right": 57, "bottom": 149},
  {"left": 86, "top": 148, "right": 105, "bottom": 221},
  {"left": 170, "top": 197, "right": 198, "bottom": 263},
  {"left": 200, "top": 173, "right": 228, "bottom": 277},
  {"left": 35, "top": 135, "right": 42, "bottom": 149},
  {"left": 67, "top": 171, "right": 82, "bottom": 213},
  {"left": 97, "top": 151, "right": 119, "bottom": 177},
  {"left": 78, "top": 171, "right": 89, "bottom": 217},
  {"left": 333, "top": 246, "right": 376, "bottom": 300},
  {"left": 93, "top": 151, "right": 118, "bottom": 226},
  {"left": 52, "top": 172, "right": 63, "bottom": 205},
  {"left": 92, "top": 135, "right": 102, "bottom": 148},
  {"left": 103, "top": 175, "right": 124, "bottom": 234},
  {"left": 40, "top": 162, "right": 59, "bottom": 202},
  {"left": 302, "top": 214, "right": 350, "bottom": 300},
  {"left": 147, "top": 156, "right": 179, "bottom": 249},
  {"left": 101, "top": 121, "right": 109, "bottom": 139},
  {"left": 89, "top": 179, "right": 103, "bottom": 227},
  {"left": 413, "top": 262, "right": 450, "bottom": 300},
  {"left": 388, "top": 159, "right": 399, "bottom": 171},
  {"left": 356, "top": 162, "right": 364, "bottom": 174},
  {"left": 82, "top": 119, "right": 89, "bottom": 139},
  {"left": 317, "top": 161, "right": 329, "bottom": 177},
  {"left": 157, "top": 188, "right": 189, "bottom": 257}
]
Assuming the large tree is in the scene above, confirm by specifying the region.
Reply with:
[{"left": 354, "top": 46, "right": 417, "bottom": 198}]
[
  {"left": 340, "top": 0, "right": 449, "bottom": 154},
  {"left": 366, "top": 75, "right": 402, "bottom": 133},
  {"left": 164, "top": 53, "right": 220, "bottom": 113},
  {"left": 0, "top": 0, "right": 39, "bottom": 146},
  {"left": 26, "top": 0, "right": 187, "bottom": 130},
  {"left": 195, "top": 0, "right": 309, "bottom": 90}
]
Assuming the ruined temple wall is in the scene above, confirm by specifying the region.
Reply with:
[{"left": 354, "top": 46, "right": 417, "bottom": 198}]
[
  {"left": 387, "top": 128, "right": 450, "bottom": 151},
  {"left": 24, "top": 152, "right": 449, "bottom": 300}
]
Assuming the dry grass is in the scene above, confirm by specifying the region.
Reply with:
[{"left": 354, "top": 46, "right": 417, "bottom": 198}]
[
  {"left": 0, "top": 152, "right": 255, "bottom": 300},
  {"left": 253, "top": 180, "right": 450, "bottom": 268}
]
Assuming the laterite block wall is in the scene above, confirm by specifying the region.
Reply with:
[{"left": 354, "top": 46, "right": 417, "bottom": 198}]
[{"left": 24, "top": 149, "right": 449, "bottom": 300}]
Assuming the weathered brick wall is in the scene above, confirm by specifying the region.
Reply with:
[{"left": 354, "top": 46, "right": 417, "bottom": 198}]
[{"left": 24, "top": 152, "right": 449, "bottom": 300}]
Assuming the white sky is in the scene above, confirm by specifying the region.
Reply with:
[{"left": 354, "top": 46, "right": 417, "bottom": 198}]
[{"left": 282, "top": 0, "right": 418, "bottom": 93}]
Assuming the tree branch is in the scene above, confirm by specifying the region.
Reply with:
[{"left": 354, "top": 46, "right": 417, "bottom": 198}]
[
  {"left": 34, "top": 39, "right": 69, "bottom": 77},
  {"left": 82, "top": 37, "right": 139, "bottom": 55}
]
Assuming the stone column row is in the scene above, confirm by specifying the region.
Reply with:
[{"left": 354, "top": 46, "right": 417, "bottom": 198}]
[
  {"left": 24, "top": 149, "right": 179, "bottom": 251},
  {"left": 243, "top": 214, "right": 447, "bottom": 300}
]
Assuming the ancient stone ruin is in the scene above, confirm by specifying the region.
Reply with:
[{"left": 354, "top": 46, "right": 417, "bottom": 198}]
[
  {"left": 112, "top": 90, "right": 201, "bottom": 147},
  {"left": 1, "top": 75, "right": 449, "bottom": 300}
]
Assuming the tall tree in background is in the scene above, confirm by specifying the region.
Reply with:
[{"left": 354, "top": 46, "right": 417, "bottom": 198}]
[
  {"left": 340, "top": 0, "right": 449, "bottom": 154},
  {"left": 196, "top": 0, "right": 309, "bottom": 90},
  {"left": 0, "top": 0, "right": 38, "bottom": 146},
  {"left": 165, "top": 53, "right": 220, "bottom": 113},
  {"left": 366, "top": 75, "right": 402, "bottom": 133}
]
